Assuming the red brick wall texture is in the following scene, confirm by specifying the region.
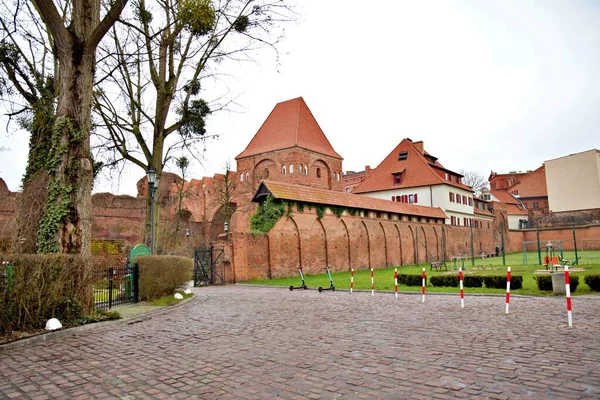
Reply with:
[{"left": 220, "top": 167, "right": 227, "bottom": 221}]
[{"left": 229, "top": 207, "right": 496, "bottom": 282}]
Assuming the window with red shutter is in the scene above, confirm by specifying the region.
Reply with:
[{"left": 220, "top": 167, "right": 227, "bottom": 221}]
[
  {"left": 391, "top": 196, "right": 395, "bottom": 201},
  {"left": 449, "top": 192, "right": 453, "bottom": 202},
  {"left": 414, "top": 193, "right": 418, "bottom": 203}
]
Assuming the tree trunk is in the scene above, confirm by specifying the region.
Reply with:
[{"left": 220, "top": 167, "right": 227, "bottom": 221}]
[
  {"left": 36, "top": 40, "right": 95, "bottom": 256},
  {"left": 13, "top": 103, "right": 54, "bottom": 253}
]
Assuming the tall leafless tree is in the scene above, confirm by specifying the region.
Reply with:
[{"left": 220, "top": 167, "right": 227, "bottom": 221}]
[
  {"left": 27, "top": 0, "right": 128, "bottom": 255},
  {"left": 459, "top": 169, "right": 489, "bottom": 194},
  {"left": 93, "top": 0, "right": 294, "bottom": 248},
  {"left": 0, "top": 0, "right": 58, "bottom": 253}
]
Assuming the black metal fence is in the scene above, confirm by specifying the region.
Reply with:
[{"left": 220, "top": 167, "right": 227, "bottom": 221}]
[
  {"left": 194, "top": 246, "right": 224, "bottom": 286},
  {"left": 93, "top": 261, "right": 139, "bottom": 310}
]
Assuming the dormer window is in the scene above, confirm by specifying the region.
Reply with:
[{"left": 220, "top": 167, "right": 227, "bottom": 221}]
[
  {"left": 392, "top": 172, "right": 403, "bottom": 184},
  {"left": 398, "top": 151, "right": 408, "bottom": 161}
]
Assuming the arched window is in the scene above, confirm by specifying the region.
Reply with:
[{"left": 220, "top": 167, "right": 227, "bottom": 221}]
[
  {"left": 282, "top": 165, "right": 287, "bottom": 175},
  {"left": 337, "top": 172, "right": 341, "bottom": 181},
  {"left": 289, "top": 164, "right": 294, "bottom": 174},
  {"left": 264, "top": 168, "right": 269, "bottom": 178},
  {"left": 240, "top": 173, "right": 244, "bottom": 182},
  {"left": 304, "top": 165, "right": 308, "bottom": 175},
  {"left": 245, "top": 172, "right": 249, "bottom": 182},
  {"left": 316, "top": 168, "right": 321, "bottom": 178}
]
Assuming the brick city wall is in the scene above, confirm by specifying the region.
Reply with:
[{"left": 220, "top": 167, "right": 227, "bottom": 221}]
[
  {"left": 227, "top": 207, "right": 496, "bottom": 282},
  {"left": 507, "top": 223, "right": 600, "bottom": 253}
]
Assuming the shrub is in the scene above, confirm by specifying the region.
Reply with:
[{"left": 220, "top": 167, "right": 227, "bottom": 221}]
[
  {"left": 534, "top": 275, "right": 552, "bottom": 291},
  {"left": 584, "top": 275, "right": 600, "bottom": 291},
  {"left": 137, "top": 256, "right": 193, "bottom": 300},
  {"left": 397, "top": 274, "right": 424, "bottom": 287},
  {"left": 463, "top": 276, "right": 483, "bottom": 288},
  {"left": 570, "top": 275, "right": 579, "bottom": 292},
  {"left": 430, "top": 275, "right": 459, "bottom": 287},
  {"left": 482, "top": 275, "right": 523, "bottom": 290},
  {"left": 0, "top": 254, "right": 96, "bottom": 333},
  {"left": 534, "top": 274, "right": 578, "bottom": 292}
]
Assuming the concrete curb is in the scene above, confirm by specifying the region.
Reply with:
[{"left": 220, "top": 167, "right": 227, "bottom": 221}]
[{"left": 0, "top": 293, "right": 206, "bottom": 353}]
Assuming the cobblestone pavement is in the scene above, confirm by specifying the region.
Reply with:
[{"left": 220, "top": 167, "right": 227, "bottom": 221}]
[{"left": 1, "top": 286, "right": 600, "bottom": 399}]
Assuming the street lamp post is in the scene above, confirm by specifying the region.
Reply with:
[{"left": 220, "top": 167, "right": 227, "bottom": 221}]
[
  {"left": 186, "top": 228, "right": 190, "bottom": 254},
  {"left": 147, "top": 168, "right": 157, "bottom": 254}
]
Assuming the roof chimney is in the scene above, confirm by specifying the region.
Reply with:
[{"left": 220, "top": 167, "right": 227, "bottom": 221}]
[
  {"left": 413, "top": 141, "right": 424, "bottom": 154},
  {"left": 365, "top": 165, "right": 371, "bottom": 172}
]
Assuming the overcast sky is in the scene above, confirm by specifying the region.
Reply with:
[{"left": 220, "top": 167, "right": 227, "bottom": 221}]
[{"left": 1, "top": 0, "right": 600, "bottom": 196}]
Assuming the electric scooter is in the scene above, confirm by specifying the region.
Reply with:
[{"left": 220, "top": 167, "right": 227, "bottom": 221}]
[
  {"left": 289, "top": 266, "right": 308, "bottom": 291},
  {"left": 318, "top": 266, "right": 335, "bottom": 292}
]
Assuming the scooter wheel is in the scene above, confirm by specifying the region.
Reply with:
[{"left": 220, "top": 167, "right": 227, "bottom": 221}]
[
  {"left": 289, "top": 286, "right": 294, "bottom": 291},
  {"left": 318, "top": 287, "right": 323, "bottom": 292}
]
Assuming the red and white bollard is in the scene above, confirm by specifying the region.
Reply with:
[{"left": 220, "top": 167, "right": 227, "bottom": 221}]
[
  {"left": 371, "top": 267, "right": 374, "bottom": 296},
  {"left": 421, "top": 268, "right": 426, "bottom": 303},
  {"left": 350, "top": 268, "right": 354, "bottom": 293},
  {"left": 394, "top": 268, "right": 398, "bottom": 299},
  {"left": 505, "top": 267, "right": 511, "bottom": 315},
  {"left": 565, "top": 265, "right": 573, "bottom": 327},
  {"left": 459, "top": 267, "right": 465, "bottom": 308}
]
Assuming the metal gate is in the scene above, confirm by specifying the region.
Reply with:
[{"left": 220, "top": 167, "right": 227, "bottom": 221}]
[{"left": 194, "top": 246, "right": 225, "bottom": 286}]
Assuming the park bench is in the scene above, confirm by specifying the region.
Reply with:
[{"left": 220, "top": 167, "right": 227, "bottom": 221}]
[{"left": 430, "top": 261, "right": 447, "bottom": 271}]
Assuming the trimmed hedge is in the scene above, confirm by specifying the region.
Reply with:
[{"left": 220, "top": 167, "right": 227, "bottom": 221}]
[
  {"left": 397, "top": 274, "right": 424, "bottom": 287},
  {"left": 483, "top": 275, "right": 523, "bottom": 290},
  {"left": 0, "top": 255, "right": 98, "bottom": 333},
  {"left": 584, "top": 275, "right": 600, "bottom": 291},
  {"left": 137, "top": 256, "right": 193, "bottom": 300},
  {"left": 430, "top": 275, "right": 459, "bottom": 287},
  {"left": 534, "top": 274, "right": 579, "bottom": 292},
  {"left": 463, "top": 276, "right": 483, "bottom": 288}
]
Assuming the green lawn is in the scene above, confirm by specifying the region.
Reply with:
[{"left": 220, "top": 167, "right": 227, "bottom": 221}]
[{"left": 245, "top": 252, "right": 600, "bottom": 296}]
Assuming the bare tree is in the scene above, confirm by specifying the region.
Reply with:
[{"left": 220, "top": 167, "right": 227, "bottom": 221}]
[
  {"left": 93, "top": 0, "right": 295, "bottom": 248},
  {"left": 19, "top": 0, "right": 129, "bottom": 255},
  {"left": 459, "top": 169, "right": 489, "bottom": 194},
  {"left": 217, "top": 160, "right": 236, "bottom": 226},
  {"left": 174, "top": 155, "right": 189, "bottom": 236},
  {"left": 0, "top": 0, "right": 57, "bottom": 253}
]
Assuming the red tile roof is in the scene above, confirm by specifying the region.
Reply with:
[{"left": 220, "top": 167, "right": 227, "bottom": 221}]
[
  {"left": 490, "top": 190, "right": 521, "bottom": 204},
  {"left": 474, "top": 208, "right": 494, "bottom": 217},
  {"left": 253, "top": 180, "right": 447, "bottom": 219},
  {"left": 236, "top": 97, "right": 343, "bottom": 160},
  {"left": 506, "top": 203, "right": 528, "bottom": 216},
  {"left": 352, "top": 139, "right": 471, "bottom": 193}
]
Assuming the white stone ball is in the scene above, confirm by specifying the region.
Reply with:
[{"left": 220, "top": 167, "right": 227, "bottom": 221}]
[
  {"left": 45, "top": 318, "right": 62, "bottom": 331},
  {"left": 183, "top": 288, "right": 192, "bottom": 295},
  {"left": 174, "top": 293, "right": 184, "bottom": 300}
]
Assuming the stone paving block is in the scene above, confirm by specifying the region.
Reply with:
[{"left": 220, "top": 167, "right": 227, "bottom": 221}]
[{"left": 1, "top": 287, "right": 600, "bottom": 399}]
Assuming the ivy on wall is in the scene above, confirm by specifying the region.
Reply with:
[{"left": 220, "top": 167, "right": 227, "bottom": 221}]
[{"left": 250, "top": 195, "right": 287, "bottom": 235}]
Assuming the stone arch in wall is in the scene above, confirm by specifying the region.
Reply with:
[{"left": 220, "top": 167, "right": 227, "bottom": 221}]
[
  {"left": 351, "top": 220, "right": 370, "bottom": 269},
  {"left": 432, "top": 226, "right": 440, "bottom": 261},
  {"left": 407, "top": 225, "right": 416, "bottom": 265},
  {"left": 254, "top": 158, "right": 276, "bottom": 184},
  {"left": 269, "top": 217, "right": 301, "bottom": 278},
  {"left": 311, "top": 159, "right": 331, "bottom": 189},
  {"left": 328, "top": 218, "right": 351, "bottom": 272},
  {"left": 370, "top": 222, "right": 387, "bottom": 267},
  {"left": 418, "top": 226, "right": 428, "bottom": 263},
  {"left": 304, "top": 218, "right": 327, "bottom": 275},
  {"left": 394, "top": 224, "right": 403, "bottom": 266}
]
